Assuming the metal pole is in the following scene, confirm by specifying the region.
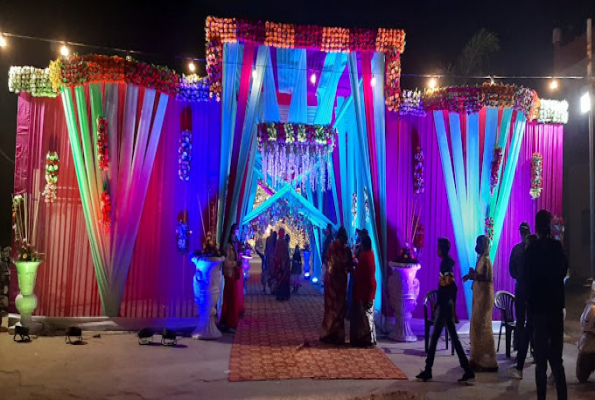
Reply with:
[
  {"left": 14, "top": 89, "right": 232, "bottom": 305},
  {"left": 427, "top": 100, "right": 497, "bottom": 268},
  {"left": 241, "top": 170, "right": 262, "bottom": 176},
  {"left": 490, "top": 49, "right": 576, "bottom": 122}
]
[{"left": 588, "top": 18, "right": 594, "bottom": 278}]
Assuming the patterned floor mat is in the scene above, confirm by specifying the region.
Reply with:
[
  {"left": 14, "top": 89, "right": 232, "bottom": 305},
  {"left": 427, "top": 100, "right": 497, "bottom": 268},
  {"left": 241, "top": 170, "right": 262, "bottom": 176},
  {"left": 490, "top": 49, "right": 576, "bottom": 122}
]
[{"left": 228, "top": 276, "right": 407, "bottom": 381}]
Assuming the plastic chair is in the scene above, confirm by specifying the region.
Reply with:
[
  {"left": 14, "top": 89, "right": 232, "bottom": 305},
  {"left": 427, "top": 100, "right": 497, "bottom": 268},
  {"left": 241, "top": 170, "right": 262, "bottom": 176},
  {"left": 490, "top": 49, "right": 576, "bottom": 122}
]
[
  {"left": 424, "top": 290, "right": 454, "bottom": 355},
  {"left": 494, "top": 290, "right": 516, "bottom": 358}
]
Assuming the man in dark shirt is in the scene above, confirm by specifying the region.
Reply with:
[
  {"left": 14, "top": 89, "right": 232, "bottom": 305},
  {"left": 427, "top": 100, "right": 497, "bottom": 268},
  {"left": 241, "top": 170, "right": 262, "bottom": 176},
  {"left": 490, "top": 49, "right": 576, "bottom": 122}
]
[
  {"left": 524, "top": 210, "right": 568, "bottom": 400},
  {"left": 416, "top": 238, "right": 474, "bottom": 384},
  {"left": 509, "top": 222, "right": 531, "bottom": 350}
]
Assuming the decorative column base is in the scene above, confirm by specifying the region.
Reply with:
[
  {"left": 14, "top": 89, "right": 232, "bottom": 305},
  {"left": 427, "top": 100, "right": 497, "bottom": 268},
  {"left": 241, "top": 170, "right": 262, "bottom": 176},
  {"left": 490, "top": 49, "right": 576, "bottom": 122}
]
[
  {"left": 191, "top": 256, "right": 224, "bottom": 340},
  {"left": 387, "top": 262, "right": 421, "bottom": 342},
  {"left": 14, "top": 261, "right": 42, "bottom": 328}
]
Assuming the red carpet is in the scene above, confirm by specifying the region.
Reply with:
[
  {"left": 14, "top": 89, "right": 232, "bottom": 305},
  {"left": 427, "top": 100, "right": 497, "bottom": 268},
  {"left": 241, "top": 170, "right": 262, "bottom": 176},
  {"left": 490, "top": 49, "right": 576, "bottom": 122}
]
[{"left": 228, "top": 276, "right": 407, "bottom": 382}]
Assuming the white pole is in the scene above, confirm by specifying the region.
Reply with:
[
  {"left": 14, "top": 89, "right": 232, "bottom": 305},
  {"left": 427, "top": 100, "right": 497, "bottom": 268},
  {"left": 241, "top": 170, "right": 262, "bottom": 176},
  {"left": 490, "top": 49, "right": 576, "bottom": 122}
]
[{"left": 588, "top": 18, "right": 594, "bottom": 278}]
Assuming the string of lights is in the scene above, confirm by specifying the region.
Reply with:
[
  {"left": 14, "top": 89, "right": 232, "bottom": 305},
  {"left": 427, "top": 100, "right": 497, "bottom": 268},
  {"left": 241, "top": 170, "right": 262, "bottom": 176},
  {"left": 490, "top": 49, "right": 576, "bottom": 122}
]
[{"left": 0, "top": 29, "right": 589, "bottom": 91}]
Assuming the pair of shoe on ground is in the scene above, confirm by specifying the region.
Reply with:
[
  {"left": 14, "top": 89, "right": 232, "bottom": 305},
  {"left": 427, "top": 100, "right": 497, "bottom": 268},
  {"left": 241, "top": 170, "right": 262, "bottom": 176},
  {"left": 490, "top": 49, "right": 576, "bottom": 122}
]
[
  {"left": 507, "top": 366, "right": 556, "bottom": 385},
  {"left": 416, "top": 370, "right": 475, "bottom": 385}
]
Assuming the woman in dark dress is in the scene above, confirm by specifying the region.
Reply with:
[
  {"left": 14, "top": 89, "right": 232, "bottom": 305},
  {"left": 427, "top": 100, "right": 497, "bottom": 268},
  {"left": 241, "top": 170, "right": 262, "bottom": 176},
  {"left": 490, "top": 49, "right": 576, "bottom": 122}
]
[
  {"left": 291, "top": 245, "right": 302, "bottom": 293},
  {"left": 350, "top": 234, "right": 377, "bottom": 347},
  {"left": 275, "top": 231, "right": 291, "bottom": 301}
]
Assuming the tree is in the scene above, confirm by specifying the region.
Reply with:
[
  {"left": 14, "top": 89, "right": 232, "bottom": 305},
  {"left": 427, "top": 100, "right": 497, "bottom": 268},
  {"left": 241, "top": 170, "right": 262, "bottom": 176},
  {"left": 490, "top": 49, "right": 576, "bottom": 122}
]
[{"left": 456, "top": 28, "right": 500, "bottom": 83}]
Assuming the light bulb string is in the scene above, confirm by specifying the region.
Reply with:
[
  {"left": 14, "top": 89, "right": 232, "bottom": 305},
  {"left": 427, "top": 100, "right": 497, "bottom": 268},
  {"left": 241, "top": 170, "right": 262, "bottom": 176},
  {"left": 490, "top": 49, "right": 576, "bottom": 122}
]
[{"left": 0, "top": 30, "right": 588, "bottom": 80}]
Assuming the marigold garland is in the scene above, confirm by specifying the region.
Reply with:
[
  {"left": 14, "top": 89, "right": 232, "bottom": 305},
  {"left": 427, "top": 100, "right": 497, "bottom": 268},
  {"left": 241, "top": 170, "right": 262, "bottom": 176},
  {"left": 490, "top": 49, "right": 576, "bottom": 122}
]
[
  {"left": 490, "top": 147, "right": 504, "bottom": 195},
  {"left": 179, "top": 129, "right": 192, "bottom": 181},
  {"left": 422, "top": 84, "right": 540, "bottom": 119},
  {"left": 205, "top": 16, "right": 405, "bottom": 106},
  {"left": 530, "top": 152, "right": 543, "bottom": 199},
  {"left": 42, "top": 152, "right": 59, "bottom": 203},
  {"left": 96, "top": 117, "right": 109, "bottom": 171},
  {"left": 49, "top": 55, "right": 179, "bottom": 96}
]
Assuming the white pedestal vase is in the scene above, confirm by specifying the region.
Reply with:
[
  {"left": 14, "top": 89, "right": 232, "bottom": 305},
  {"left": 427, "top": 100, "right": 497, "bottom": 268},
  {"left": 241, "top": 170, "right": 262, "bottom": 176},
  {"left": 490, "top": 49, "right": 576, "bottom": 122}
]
[
  {"left": 14, "top": 260, "right": 42, "bottom": 328},
  {"left": 191, "top": 256, "right": 225, "bottom": 340},
  {"left": 387, "top": 262, "right": 421, "bottom": 342}
]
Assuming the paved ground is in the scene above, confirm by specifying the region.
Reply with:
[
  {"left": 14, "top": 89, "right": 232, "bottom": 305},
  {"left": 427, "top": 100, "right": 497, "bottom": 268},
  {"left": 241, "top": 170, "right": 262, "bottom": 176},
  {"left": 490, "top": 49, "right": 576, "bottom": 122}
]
[{"left": 1, "top": 281, "right": 593, "bottom": 400}]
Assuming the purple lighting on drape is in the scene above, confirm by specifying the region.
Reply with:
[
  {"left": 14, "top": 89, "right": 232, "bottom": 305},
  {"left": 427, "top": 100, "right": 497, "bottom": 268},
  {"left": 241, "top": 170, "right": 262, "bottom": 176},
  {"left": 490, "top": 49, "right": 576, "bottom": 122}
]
[{"left": 385, "top": 113, "right": 563, "bottom": 319}]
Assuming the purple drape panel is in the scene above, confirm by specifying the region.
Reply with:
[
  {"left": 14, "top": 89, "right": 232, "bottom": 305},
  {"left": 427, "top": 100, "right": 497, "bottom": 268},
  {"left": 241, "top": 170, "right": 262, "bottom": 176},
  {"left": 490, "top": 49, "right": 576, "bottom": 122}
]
[{"left": 386, "top": 114, "right": 564, "bottom": 320}]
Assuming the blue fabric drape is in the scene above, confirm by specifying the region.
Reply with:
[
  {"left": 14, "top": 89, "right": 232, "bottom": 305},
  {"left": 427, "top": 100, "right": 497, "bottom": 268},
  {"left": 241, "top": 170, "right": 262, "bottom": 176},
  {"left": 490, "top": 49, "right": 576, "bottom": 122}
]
[
  {"left": 287, "top": 49, "right": 307, "bottom": 124},
  {"left": 263, "top": 47, "right": 280, "bottom": 122},
  {"left": 217, "top": 43, "right": 243, "bottom": 241},
  {"left": 314, "top": 53, "right": 347, "bottom": 125}
]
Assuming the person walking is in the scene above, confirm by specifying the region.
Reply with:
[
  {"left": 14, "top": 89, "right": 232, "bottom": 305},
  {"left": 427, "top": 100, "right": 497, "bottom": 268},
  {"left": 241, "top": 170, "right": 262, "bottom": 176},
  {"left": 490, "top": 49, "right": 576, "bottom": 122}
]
[
  {"left": 291, "top": 245, "right": 303, "bottom": 293},
  {"left": 524, "top": 210, "right": 568, "bottom": 400},
  {"left": 416, "top": 238, "right": 475, "bottom": 384},
  {"left": 274, "top": 230, "right": 291, "bottom": 301},
  {"left": 509, "top": 222, "right": 531, "bottom": 351}
]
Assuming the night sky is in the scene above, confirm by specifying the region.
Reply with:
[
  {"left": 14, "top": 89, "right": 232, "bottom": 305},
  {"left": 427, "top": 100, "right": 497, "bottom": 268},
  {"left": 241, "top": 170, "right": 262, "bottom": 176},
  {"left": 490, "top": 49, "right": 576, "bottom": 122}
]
[{"left": 0, "top": 0, "right": 593, "bottom": 244}]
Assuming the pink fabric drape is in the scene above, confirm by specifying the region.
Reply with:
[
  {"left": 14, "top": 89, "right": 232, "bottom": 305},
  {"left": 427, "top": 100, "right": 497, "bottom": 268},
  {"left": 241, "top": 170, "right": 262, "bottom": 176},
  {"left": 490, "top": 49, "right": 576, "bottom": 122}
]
[
  {"left": 385, "top": 113, "right": 564, "bottom": 319},
  {"left": 14, "top": 94, "right": 222, "bottom": 317}
]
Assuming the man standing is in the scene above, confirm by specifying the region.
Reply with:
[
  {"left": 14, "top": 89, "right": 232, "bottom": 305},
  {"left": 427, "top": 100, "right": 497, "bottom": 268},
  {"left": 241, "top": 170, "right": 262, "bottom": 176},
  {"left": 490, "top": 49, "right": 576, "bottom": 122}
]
[
  {"left": 509, "top": 222, "right": 531, "bottom": 351},
  {"left": 576, "top": 282, "right": 595, "bottom": 383},
  {"left": 524, "top": 210, "right": 568, "bottom": 400}
]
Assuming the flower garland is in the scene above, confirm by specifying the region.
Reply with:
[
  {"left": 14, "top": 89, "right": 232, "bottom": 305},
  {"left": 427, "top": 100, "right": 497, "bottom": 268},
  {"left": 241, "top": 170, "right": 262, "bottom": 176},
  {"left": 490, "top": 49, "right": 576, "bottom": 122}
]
[
  {"left": 485, "top": 217, "right": 494, "bottom": 243},
  {"left": 48, "top": 55, "right": 179, "bottom": 96},
  {"left": 100, "top": 189, "right": 111, "bottom": 232},
  {"left": 490, "top": 147, "right": 504, "bottom": 195},
  {"left": 96, "top": 117, "right": 109, "bottom": 171},
  {"left": 176, "top": 218, "right": 189, "bottom": 253},
  {"left": 42, "top": 152, "right": 59, "bottom": 203},
  {"left": 351, "top": 193, "right": 357, "bottom": 227},
  {"left": 8, "top": 66, "right": 58, "bottom": 97},
  {"left": 413, "top": 146, "right": 424, "bottom": 194},
  {"left": 530, "top": 152, "right": 543, "bottom": 199},
  {"left": 422, "top": 84, "right": 540, "bottom": 119},
  {"left": 178, "top": 129, "right": 192, "bottom": 181},
  {"left": 538, "top": 99, "right": 569, "bottom": 124},
  {"left": 205, "top": 16, "right": 405, "bottom": 105},
  {"left": 399, "top": 90, "right": 425, "bottom": 116},
  {"left": 258, "top": 123, "right": 337, "bottom": 190},
  {"left": 177, "top": 74, "right": 210, "bottom": 102},
  {"left": 364, "top": 187, "right": 371, "bottom": 222}
]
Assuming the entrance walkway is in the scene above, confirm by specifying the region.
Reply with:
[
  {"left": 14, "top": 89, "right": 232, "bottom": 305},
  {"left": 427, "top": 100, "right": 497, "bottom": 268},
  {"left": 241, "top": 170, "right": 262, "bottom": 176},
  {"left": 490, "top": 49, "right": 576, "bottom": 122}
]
[{"left": 228, "top": 276, "right": 406, "bottom": 381}]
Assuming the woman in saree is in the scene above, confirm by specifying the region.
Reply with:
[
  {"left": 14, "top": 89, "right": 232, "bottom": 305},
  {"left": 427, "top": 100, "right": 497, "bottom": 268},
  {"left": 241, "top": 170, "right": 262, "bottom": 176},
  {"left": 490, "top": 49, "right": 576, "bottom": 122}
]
[
  {"left": 350, "top": 234, "right": 377, "bottom": 347},
  {"left": 320, "top": 226, "right": 352, "bottom": 345},
  {"left": 291, "top": 245, "right": 302, "bottom": 293},
  {"left": 219, "top": 223, "right": 241, "bottom": 333},
  {"left": 275, "top": 232, "right": 292, "bottom": 301},
  {"left": 463, "top": 235, "right": 499, "bottom": 372}
]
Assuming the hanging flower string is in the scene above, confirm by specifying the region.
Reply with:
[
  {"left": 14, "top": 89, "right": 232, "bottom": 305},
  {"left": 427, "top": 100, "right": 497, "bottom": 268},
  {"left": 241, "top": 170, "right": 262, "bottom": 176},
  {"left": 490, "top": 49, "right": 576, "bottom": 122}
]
[
  {"left": 100, "top": 189, "right": 111, "bottom": 233},
  {"left": 530, "top": 152, "right": 543, "bottom": 199},
  {"left": 490, "top": 147, "right": 504, "bottom": 195},
  {"left": 485, "top": 217, "right": 494, "bottom": 243},
  {"left": 258, "top": 122, "right": 337, "bottom": 190},
  {"left": 364, "top": 187, "right": 371, "bottom": 222},
  {"left": 351, "top": 193, "right": 357, "bottom": 227},
  {"left": 178, "top": 129, "right": 192, "bottom": 181},
  {"left": 42, "top": 152, "right": 59, "bottom": 203},
  {"left": 413, "top": 146, "right": 424, "bottom": 194},
  {"left": 399, "top": 90, "right": 425, "bottom": 116},
  {"left": 176, "top": 218, "right": 190, "bottom": 253},
  {"left": 96, "top": 117, "right": 109, "bottom": 171},
  {"left": 538, "top": 99, "right": 569, "bottom": 124}
]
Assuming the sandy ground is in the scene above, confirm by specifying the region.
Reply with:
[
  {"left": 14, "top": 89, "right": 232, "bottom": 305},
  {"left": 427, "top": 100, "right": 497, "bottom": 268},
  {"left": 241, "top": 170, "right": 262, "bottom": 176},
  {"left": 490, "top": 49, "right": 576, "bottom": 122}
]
[{"left": 0, "top": 328, "right": 594, "bottom": 400}]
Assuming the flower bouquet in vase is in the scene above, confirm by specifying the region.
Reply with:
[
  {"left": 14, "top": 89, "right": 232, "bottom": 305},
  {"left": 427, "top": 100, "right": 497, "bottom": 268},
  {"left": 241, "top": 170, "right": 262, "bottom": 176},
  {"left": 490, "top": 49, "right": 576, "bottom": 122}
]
[{"left": 11, "top": 194, "right": 43, "bottom": 328}]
